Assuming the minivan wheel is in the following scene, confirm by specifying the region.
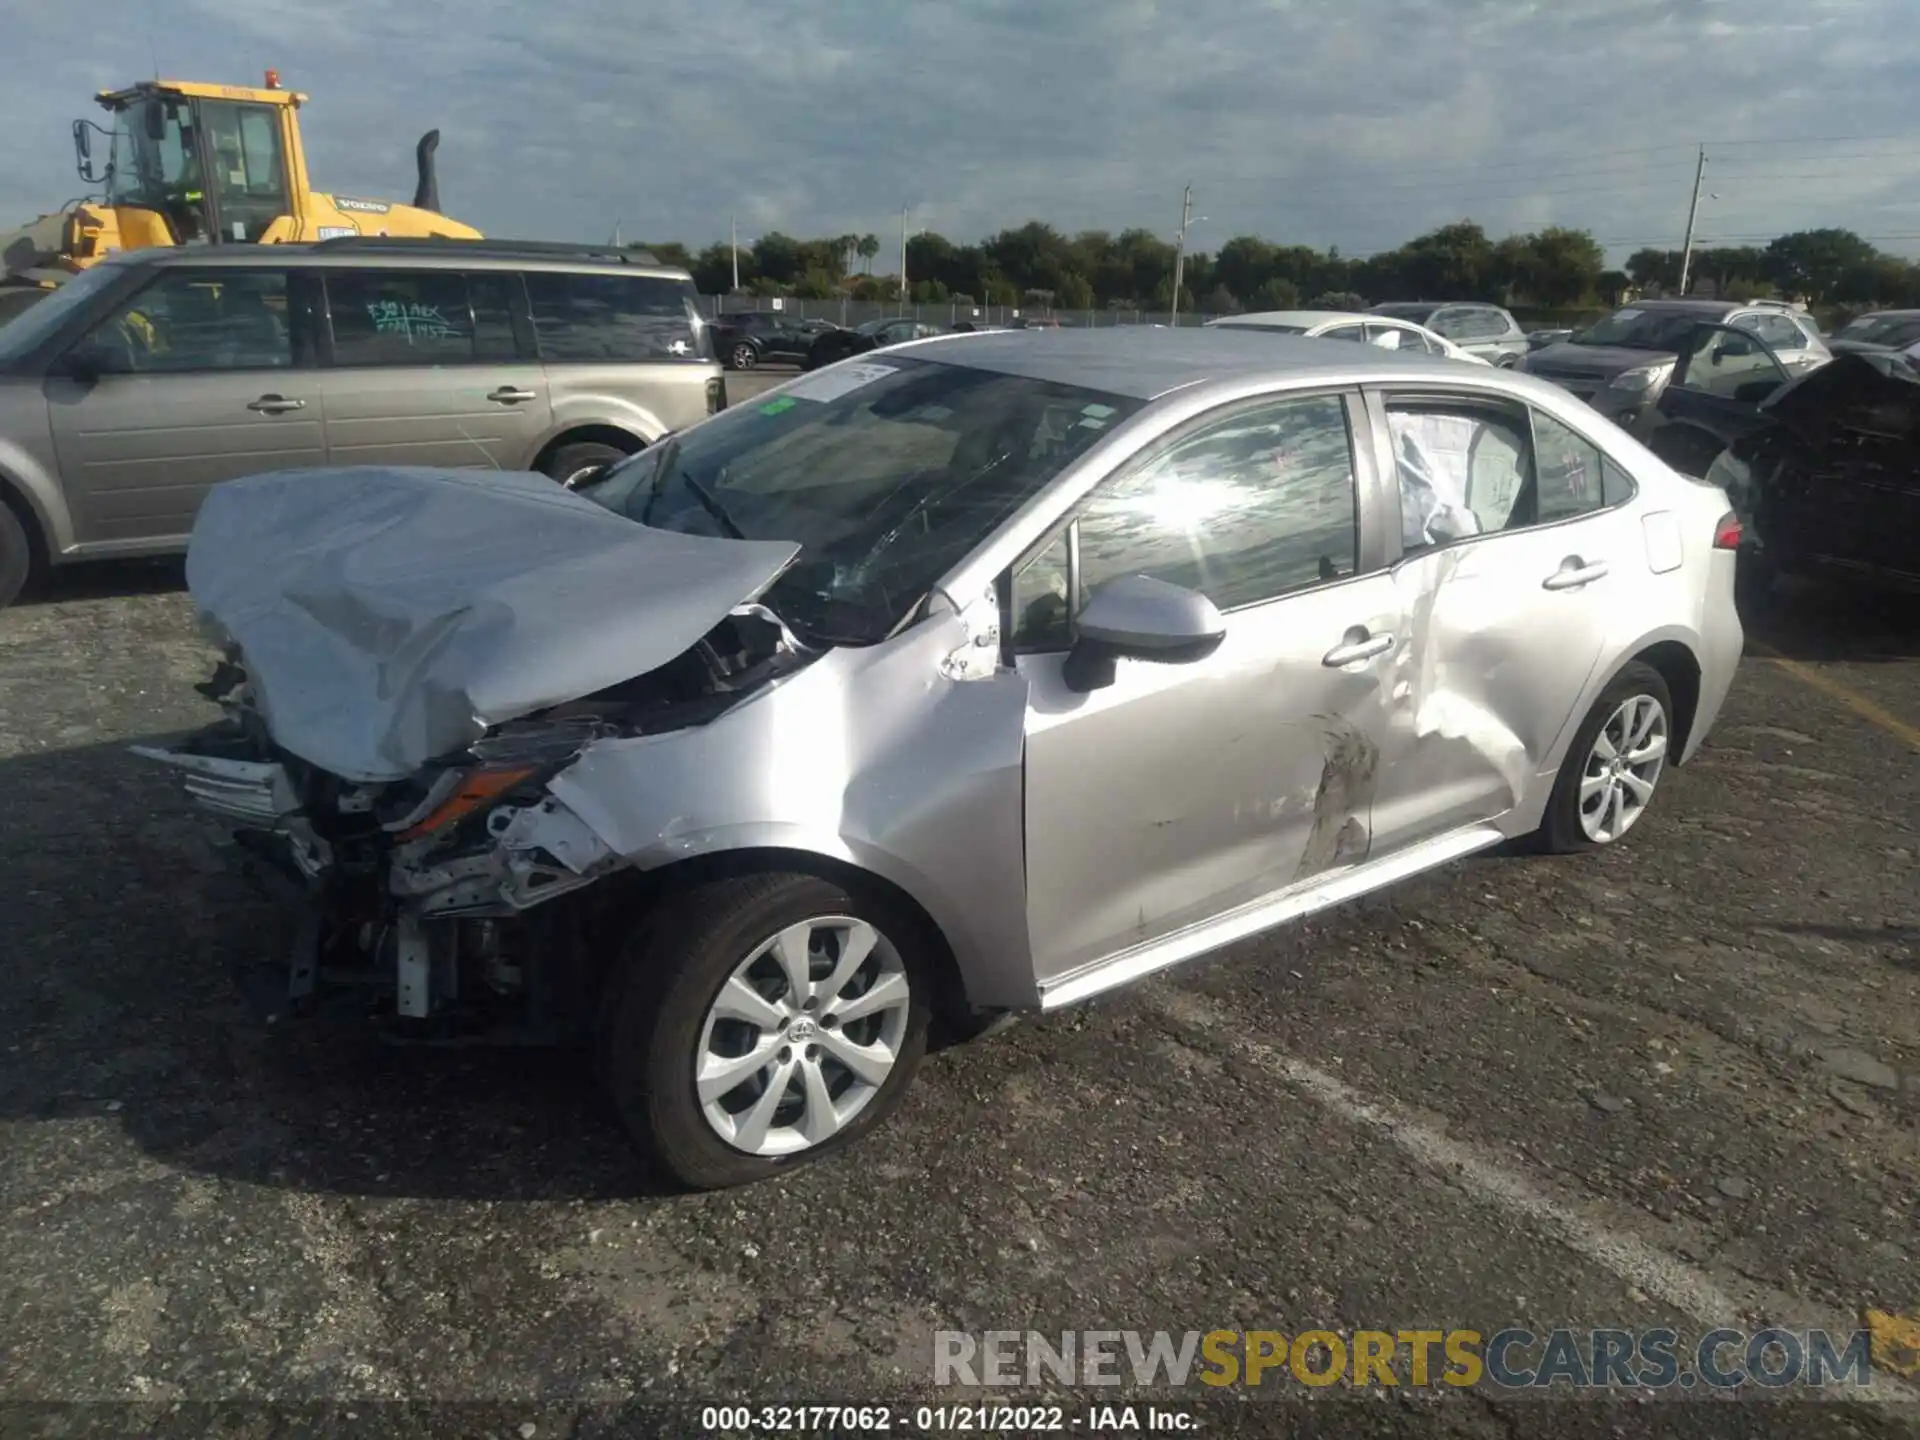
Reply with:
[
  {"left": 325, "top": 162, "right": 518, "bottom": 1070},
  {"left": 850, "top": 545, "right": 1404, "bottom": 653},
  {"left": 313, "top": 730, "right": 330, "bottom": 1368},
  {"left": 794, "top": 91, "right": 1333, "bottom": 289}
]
[
  {"left": 597, "top": 873, "right": 932, "bottom": 1190},
  {"left": 0, "top": 499, "right": 35, "bottom": 611},
  {"left": 730, "top": 342, "right": 759, "bottom": 371},
  {"left": 1537, "top": 661, "right": 1674, "bottom": 854},
  {"left": 541, "top": 440, "right": 629, "bottom": 490}
]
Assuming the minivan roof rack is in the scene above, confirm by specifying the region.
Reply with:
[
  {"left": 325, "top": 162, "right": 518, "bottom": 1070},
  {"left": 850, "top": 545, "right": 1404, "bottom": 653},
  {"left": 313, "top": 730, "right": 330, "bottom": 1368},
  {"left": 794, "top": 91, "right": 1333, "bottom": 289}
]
[{"left": 308, "top": 236, "right": 664, "bottom": 266}]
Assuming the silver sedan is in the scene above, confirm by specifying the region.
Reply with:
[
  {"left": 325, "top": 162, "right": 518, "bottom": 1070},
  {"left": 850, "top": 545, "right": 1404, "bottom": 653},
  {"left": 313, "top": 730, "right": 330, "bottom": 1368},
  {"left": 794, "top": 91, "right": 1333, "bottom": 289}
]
[{"left": 142, "top": 327, "right": 1745, "bottom": 1188}]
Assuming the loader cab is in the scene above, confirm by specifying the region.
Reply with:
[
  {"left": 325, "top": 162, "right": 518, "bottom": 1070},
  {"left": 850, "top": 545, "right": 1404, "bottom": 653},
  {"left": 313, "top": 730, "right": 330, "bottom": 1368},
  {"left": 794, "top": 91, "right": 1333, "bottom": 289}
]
[{"left": 90, "top": 82, "right": 299, "bottom": 248}]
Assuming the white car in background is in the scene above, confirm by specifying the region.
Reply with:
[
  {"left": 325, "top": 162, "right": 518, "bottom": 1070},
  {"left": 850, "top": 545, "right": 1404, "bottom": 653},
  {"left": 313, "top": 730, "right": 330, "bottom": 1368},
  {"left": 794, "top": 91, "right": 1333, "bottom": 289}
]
[{"left": 1207, "top": 309, "right": 1492, "bottom": 365}]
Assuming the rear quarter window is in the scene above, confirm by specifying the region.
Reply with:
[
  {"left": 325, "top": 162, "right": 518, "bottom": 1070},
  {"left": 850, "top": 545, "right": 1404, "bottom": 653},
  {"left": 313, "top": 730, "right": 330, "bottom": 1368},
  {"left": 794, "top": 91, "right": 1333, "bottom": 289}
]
[{"left": 525, "top": 271, "right": 703, "bottom": 362}]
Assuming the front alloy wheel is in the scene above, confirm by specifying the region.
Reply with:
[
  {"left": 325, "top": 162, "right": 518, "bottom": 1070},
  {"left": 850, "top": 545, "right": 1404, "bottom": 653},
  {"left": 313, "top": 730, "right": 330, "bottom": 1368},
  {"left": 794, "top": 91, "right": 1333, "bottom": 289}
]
[
  {"left": 597, "top": 873, "right": 932, "bottom": 1189},
  {"left": 696, "top": 917, "right": 911, "bottom": 1155},
  {"left": 731, "top": 342, "right": 758, "bottom": 370}
]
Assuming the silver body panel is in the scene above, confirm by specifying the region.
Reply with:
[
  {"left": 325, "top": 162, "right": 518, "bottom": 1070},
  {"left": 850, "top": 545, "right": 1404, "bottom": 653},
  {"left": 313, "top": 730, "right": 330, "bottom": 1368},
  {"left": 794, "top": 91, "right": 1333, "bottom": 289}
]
[{"left": 165, "top": 329, "right": 1745, "bottom": 1014}]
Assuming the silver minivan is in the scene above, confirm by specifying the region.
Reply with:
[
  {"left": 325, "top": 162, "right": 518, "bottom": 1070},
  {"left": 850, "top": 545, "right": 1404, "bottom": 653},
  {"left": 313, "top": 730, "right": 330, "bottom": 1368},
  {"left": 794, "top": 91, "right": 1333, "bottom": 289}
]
[{"left": 0, "top": 238, "right": 725, "bottom": 607}]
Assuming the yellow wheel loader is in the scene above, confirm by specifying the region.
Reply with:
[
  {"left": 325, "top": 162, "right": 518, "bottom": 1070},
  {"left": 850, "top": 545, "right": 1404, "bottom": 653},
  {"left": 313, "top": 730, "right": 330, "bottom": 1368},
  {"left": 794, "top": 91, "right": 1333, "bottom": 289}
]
[{"left": 0, "top": 72, "right": 480, "bottom": 322}]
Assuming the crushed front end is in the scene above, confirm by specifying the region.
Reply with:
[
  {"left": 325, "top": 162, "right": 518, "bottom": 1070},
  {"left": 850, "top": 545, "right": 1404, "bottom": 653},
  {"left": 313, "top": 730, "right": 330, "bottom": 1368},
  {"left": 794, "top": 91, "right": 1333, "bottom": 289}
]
[{"left": 135, "top": 607, "right": 805, "bottom": 1043}]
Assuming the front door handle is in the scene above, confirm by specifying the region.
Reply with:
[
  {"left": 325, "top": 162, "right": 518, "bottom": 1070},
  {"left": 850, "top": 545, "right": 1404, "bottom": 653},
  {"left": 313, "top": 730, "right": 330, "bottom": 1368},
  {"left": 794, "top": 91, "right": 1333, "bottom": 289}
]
[
  {"left": 1322, "top": 628, "right": 1395, "bottom": 667},
  {"left": 487, "top": 386, "right": 537, "bottom": 404},
  {"left": 1543, "top": 557, "right": 1610, "bottom": 590},
  {"left": 247, "top": 394, "right": 305, "bottom": 414}
]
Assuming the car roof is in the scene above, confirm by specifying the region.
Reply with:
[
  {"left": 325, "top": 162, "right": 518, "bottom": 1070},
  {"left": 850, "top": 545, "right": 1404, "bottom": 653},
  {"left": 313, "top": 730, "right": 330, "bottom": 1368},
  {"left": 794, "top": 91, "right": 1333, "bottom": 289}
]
[
  {"left": 1210, "top": 310, "right": 1378, "bottom": 329},
  {"left": 101, "top": 243, "right": 694, "bottom": 283},
  {"left": 1621, "top": 299, "right": 1741, "bottom": 313},
  {"left": 901, "top": 324, "right": 1472, "bottom": 400}
]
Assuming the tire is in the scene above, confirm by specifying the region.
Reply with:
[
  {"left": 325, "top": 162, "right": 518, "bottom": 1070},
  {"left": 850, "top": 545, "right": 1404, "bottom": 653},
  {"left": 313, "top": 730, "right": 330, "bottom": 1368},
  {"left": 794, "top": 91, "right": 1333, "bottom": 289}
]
[
  {"left": 0, "top": 497, "right": 35, "bottom": 611},
  {"left": 597, "top": 872, "right": 933, "bottom": 1190},
  {"left": 1536, "top": 660, "right": 1674, "bottom": 855},
  {"left": 729, "top": 341, "right": 759, "bottom": 371},
  {"left": 540, "top": 440, "right": 630, "bottom": 490}
]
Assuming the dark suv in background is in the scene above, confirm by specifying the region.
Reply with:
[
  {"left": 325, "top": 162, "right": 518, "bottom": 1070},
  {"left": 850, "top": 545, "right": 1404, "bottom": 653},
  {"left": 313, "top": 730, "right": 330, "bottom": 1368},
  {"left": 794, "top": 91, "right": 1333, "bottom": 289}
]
[
  {"left": 709, "top": 310, "right": 819, "bottom": 370},
  {"left": 1367, "top": 302, "right": 1528, "bottom": 366},
  {"left": 1520, "top": 298, "right": 1829, "bottom": 436}
]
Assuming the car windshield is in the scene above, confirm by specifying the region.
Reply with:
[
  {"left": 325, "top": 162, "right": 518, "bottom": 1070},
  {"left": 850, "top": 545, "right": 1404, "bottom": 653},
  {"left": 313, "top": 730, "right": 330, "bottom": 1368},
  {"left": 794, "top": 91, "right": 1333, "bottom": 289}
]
[
  {"left": 575, "top": 356, "right": 1142, "bottom": 645},
  {"left": 1573, "top": 307, "right": 1717, "bottom": 351},
  {"left": 1842, "top": 314, "right": 1920, "bottom": 347},
  {"left": 1212, "top": 321, "right": 1310, "bottom": 335},
  {"left": 0, "top": 262, "right": 127, "bottom": 363},
  {"left": 855, "top": 319, "right": 891, "bottom": 336}
]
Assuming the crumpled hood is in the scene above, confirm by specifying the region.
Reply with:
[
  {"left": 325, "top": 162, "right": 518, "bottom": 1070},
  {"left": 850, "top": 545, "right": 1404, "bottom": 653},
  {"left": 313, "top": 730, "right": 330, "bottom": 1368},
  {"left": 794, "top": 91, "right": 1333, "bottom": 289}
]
[
  {"left": 186, "top": 466, "right": 800, "bottom": 782},
  {"left": 1761, "top": 349, "right": 1920, "bottom": 443}
]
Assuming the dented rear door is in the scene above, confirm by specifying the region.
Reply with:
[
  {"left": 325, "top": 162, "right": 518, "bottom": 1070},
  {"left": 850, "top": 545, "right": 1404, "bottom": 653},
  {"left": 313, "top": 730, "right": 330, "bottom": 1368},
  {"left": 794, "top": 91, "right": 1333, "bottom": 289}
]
[{"left": 1366, "top": 391, "right": 1632, "bottom": 850}]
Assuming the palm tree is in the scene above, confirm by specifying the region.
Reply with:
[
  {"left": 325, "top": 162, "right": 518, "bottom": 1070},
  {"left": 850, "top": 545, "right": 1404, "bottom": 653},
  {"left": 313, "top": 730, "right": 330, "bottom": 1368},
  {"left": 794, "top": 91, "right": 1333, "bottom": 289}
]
[
  {"left": 837, "top": 234, "right": 859, "bottom": 278},
  {"left": 857, "top": 234, "right": 880, "bottom": 274}
]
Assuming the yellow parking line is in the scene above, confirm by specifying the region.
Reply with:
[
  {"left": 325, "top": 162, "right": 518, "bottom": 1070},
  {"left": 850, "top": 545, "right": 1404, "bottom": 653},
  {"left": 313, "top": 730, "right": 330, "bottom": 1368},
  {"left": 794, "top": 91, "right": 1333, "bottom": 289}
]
[{"left": 1750, "top": 641, "right": 1920, "bottom": 752}]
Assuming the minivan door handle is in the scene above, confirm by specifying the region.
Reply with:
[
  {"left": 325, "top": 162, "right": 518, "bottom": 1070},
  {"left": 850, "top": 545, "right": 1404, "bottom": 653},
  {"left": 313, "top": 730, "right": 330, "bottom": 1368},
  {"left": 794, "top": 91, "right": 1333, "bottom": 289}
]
[
  {"left": 1543, "top": 557, "right": 1610, "bottom": 590},
  {"left": 246, "top": 394, "right": 305, "bottom": 414},
  {"left": 1322, "top": 627, "right": 1395, "bottom": 667},
  {"left": 487, "top": 386, "right": 538, "bottom": 404}
]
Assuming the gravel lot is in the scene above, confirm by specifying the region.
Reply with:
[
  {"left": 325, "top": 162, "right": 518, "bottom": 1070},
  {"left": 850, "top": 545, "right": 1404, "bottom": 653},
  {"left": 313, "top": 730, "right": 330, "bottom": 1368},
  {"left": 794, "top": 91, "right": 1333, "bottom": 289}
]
[{"left": 0, "top": 424, "right": 1916, "bottom": 1433}]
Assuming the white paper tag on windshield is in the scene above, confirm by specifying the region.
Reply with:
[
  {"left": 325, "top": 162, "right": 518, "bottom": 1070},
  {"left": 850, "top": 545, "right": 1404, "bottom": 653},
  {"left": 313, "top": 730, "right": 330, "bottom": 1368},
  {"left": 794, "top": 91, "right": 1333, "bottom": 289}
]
[{"left": 782, "top": 362, "right": 898, "bottom": 403}]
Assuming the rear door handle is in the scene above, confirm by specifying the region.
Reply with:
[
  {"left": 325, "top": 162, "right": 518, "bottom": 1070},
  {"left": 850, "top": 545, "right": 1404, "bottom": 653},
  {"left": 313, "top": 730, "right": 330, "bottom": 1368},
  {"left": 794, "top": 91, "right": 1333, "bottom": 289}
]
[
  {"left": 1543, "top": 558, "right": 1610, "bottom": 590},
  {"left": 487, "top": 386, "right": 537, "bottom": 404},
  {"left": 247, "top": 394, "right": 305, "bottom": 414},
  {"left": 1322, "top": 629, "right": 1395, "bottom": 667}
]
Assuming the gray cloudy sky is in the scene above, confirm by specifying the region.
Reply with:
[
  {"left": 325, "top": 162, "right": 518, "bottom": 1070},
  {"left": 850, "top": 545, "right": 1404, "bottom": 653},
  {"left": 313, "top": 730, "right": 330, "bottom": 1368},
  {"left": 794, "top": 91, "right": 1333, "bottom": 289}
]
[{"left": 5, "top": 0, "right": 1918, "bottom": 262}]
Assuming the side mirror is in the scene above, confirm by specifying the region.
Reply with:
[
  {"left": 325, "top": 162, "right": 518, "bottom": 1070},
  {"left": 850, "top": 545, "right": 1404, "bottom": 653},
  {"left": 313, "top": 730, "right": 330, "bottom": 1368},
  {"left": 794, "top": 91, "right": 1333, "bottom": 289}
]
[{"left": 1062, "top": 574, "right": 1226, "bottom": 693}]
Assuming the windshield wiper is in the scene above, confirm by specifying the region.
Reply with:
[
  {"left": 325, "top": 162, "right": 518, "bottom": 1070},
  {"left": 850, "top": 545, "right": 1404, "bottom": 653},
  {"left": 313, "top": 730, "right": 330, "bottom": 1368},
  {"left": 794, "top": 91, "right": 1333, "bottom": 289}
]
[{"left": 635, "top": 438, "right": 745, "bottom": 539}]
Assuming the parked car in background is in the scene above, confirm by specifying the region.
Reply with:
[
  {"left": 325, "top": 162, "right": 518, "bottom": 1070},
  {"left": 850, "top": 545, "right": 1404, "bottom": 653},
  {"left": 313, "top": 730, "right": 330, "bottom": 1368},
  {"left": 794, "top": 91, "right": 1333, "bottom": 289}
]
[
  {"left": 1367, "top": 302, "right": 1529, "bottom": 366},
  {"left": 1207, "top": 309, "right": 1490, "bottom": 364},
  {"left": 1518, "top": 299, "right": 1829, "bottom": 436},
  {"left": 803, "top": 315, "right": 944, "bottom": 369},
  {"left": 137, "top": 328, "right": 1742, "bottom": 1187},
  {"left": 710, "top": 310, "right": 818, "bottom": 370},
  {"left": 1008, "top": 316, "right": 1060, "bottom": 330},
  {"left": 1641, "top": 328, "right": 1920, "bottom": 607},
  {"left": 0, "top": 237, "right": 723, "bottom": 609},
  {"left": 1828, "top": 309, "right": 1920, "bottom": 356}
]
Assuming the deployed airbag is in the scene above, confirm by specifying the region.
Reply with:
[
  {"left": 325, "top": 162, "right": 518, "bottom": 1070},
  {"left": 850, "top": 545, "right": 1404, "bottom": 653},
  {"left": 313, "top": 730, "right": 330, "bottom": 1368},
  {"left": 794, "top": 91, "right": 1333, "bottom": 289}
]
[{"left": 185, "top": 466, "right": 800, "bottom": 781}]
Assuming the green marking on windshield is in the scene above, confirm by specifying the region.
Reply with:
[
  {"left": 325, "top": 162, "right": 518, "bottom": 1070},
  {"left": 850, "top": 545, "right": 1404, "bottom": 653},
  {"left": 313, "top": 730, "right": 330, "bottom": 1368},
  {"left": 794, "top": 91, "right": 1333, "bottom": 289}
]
[{"left": 759, "top": 396, "right": 797, "bottom": 415}]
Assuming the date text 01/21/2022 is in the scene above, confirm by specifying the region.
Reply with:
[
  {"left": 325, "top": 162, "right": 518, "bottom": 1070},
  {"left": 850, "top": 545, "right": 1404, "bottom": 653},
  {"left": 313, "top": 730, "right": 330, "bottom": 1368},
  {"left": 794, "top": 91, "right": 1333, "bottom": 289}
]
[{"left": 698, "top": 1404, "right": 1198, "bottom": 1431}]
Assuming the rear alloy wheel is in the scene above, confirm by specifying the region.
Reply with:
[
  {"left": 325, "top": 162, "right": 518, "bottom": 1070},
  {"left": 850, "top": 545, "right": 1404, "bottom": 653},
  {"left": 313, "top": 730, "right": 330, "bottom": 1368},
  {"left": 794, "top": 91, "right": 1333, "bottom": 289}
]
[
  {"left": 1537, "top": 661, "right": 1674, "bottom": 853},
  {"left": 597, "top": 873, "right": 931, "bottom": 1189},
  {"left": 730, "top": 342, "right": 759, "bottom": 371}
]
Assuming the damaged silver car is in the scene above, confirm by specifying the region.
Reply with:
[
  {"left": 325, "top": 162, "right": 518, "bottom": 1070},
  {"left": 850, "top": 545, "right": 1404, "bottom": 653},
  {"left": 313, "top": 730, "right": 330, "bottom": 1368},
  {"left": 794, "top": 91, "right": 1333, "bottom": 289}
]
[{"left": 139, "top": 329, "right": 1745, "bottom": 1188}]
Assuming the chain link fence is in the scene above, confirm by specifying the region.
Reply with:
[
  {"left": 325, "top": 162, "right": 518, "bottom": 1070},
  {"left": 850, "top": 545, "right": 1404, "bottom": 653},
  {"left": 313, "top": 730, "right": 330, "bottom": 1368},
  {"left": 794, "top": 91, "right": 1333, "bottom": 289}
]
[{"left": 695, "top": 296, "right": 1225, "bottom": 329}]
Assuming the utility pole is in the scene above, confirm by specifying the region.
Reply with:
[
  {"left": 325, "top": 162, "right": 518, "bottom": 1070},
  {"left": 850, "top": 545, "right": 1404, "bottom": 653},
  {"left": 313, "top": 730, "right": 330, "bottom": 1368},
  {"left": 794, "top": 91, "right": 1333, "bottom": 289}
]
[
  {"left": 900, "top": 203, "right": 910, "bottom": 309},
  {"left": 730, "top": 214, "right": 740, "bottom": 293},
  {"left": 1169, "top": 184, "right": 1193, "bottom": 326},
  {"left": 1677, "top": 145, "right": 1707, "bottom": 298}
]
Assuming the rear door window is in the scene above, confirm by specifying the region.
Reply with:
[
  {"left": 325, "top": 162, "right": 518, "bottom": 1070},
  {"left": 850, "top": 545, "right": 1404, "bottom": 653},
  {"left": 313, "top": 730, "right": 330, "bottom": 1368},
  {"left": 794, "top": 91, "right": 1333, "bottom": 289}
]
[
  {"left": 524, "top": 271, "right": 703, "bottom": 362},
  {"left": 325, "top": 269, "right": 489, "bottom": 366}
]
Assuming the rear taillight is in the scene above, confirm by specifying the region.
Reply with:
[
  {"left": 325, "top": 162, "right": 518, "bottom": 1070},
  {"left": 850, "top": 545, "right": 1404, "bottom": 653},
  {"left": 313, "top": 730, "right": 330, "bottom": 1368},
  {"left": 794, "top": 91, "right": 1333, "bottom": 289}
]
[
  {"left": 707, "top": 376, "right": 728, "bottom": 414},
  {"left": 1713, "top": 512, "right": 1743, "bottom": 550}
]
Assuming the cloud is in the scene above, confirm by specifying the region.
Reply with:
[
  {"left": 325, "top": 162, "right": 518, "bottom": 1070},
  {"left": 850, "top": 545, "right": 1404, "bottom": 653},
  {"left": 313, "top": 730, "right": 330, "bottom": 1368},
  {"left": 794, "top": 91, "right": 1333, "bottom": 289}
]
[{"left": 2, "top": 0, "right": 1916, "bottom": 264}]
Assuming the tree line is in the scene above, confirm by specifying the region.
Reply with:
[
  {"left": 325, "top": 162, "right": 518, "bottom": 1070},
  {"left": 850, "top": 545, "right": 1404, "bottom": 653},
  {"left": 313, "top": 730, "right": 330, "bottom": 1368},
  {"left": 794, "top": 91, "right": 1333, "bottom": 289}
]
[{"left": 630, "top": 221, "right": 1920, "bottom": 316}]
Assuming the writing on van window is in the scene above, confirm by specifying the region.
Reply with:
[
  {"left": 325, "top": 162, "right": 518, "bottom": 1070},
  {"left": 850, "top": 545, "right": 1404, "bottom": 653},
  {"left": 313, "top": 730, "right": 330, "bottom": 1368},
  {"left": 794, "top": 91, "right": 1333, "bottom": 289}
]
[{"left": 366, "top": 300, "right": 455, "bottom": 343}]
